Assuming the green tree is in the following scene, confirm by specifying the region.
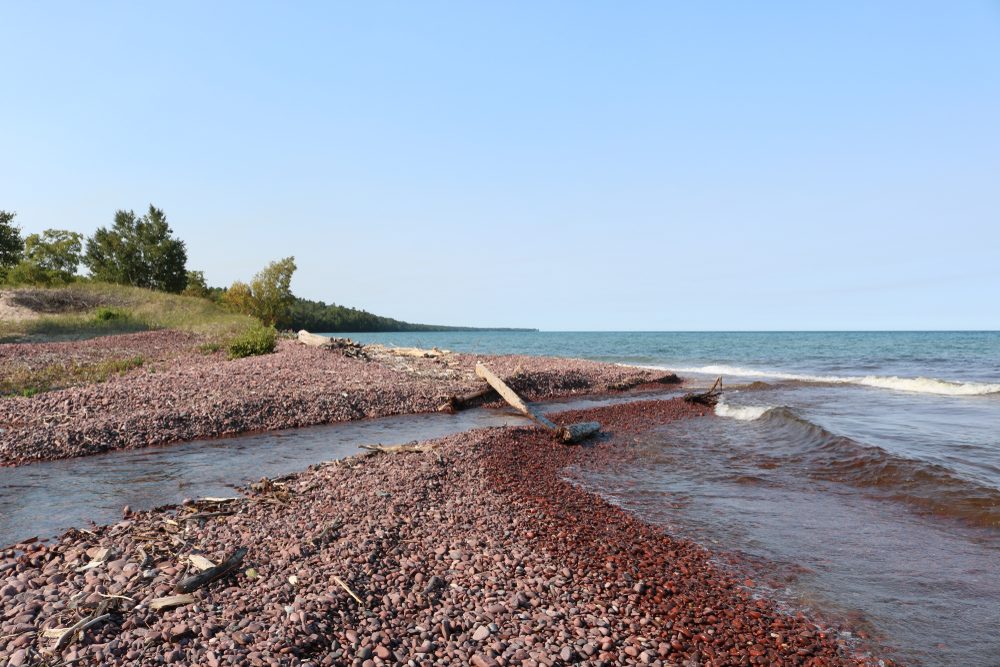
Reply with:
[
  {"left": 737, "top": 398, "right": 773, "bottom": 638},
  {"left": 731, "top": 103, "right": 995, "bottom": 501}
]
[
  {"left": 5, "top": 261, "right": 56, "bottom": 286},
  {"left": 22, "top": 229, "right": 84, "bottom": 282},
  {"left": 0, "top": 210, "right": 24, "bottom": 280},
  {"left": 83, "top": 205, "right": 187, "bottom": 292},
  {"left": 182, "top": 270, "right": 210, "bottom": 298},
  {"left": 221, "top": 281, "right": 255, "bottom": 316},
  {"left": 221, "top": 257, "right": 297, "bottom": 327},
  {"left": 249, "top": 256, "right": 297, "bottom": 327}
]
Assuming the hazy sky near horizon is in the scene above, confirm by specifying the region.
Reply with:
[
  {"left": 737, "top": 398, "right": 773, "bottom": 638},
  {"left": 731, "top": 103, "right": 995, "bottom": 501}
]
[{"left": 2, "top": 2, "right": 998, "bottom": 330}]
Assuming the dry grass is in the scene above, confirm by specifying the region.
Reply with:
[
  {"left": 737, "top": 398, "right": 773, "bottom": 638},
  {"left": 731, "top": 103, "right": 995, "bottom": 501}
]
[
  {"left": 0, "top": 283, "right": 253, "bottom": 343},
  {"left": 0, "top": 355, "right": 146, "bottom": 396}
]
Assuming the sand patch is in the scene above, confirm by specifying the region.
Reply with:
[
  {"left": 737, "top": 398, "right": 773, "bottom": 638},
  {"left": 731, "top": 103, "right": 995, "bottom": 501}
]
[{"left": 0, "top": 292, "right": 41, "bottom": 322}]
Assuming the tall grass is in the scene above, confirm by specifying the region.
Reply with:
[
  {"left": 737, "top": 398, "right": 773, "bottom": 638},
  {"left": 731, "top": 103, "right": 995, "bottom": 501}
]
[{"left": 0, "top": 283, "right": 254, "bottom": 343}]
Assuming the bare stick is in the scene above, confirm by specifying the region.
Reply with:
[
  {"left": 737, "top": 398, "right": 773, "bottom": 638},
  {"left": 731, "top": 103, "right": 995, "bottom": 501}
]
[{"left": 333, "top": 575, "right": 363, "bottom": 605}]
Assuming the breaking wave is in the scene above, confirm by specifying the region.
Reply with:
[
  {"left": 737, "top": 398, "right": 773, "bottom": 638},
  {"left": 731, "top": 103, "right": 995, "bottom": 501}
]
[
  {"left": 668, "top": 365, "right": 1000, "bottom": 397},
  {"left": 714, "top": 399, "right": 774, "bottom": 421}
]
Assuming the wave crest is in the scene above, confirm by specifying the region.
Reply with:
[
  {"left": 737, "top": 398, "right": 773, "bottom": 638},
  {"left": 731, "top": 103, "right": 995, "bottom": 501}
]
[
  {"left": 714, "top": 400, "right": 773, "bottom": 421},
  {"left": 668, "top": 365, "right": 1000, "bottom": 397}
]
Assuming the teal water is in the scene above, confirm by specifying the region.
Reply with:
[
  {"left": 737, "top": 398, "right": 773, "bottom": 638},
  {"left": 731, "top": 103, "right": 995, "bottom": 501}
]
[
  {"left": 338, "top": 331, "right": 1000, "bottom": 666},
  {"left": 336, "top": 330, "right": 1000, "bottom": 384}
]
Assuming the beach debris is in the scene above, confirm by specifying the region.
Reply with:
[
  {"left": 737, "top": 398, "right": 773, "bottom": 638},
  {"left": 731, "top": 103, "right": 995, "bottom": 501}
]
[
  {"left": 188, "top": 553, "right": 217, "bottom": 571},
  {"left": 475, "top": 363, "right": 601, "bottom": 443},
  {"left": 74, "top": 547, "right": 112, "bottom": 573},
  {"left": 683, "top": 376, "right": 723, "bottom": 407},
  {"left": 43, "top": 598, "right": 113, "bottom": 653},
  {"left": 297, "top": 330, "right": 337, "bottom": 347},
  {"left": 175, "top": 547, "right": 248, "bottom": 594},
  {"left": 388, "top": 346, "right": 450, "bottom": 358},
  {"left": 360, "top": 441, "right": 440, "bottom": 454},
  {"left": 297, "top": 330, "right": 368, "bottom": 358},
  {"left": 249, "top": 477, "right": 292, "bottom": 505},
  {"left": 149, "top": 594, "right": 196, "bottom": 611},
  {"left": 437, "top": 384, "right": 498, "bottom": 412}
]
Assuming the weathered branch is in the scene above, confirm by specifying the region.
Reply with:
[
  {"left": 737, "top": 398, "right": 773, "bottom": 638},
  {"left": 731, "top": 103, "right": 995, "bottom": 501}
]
[
  {"left": 683, "top": 376, "right": 723, "bottom": 407},
  {"left": 174, "top": 547, "right": 247, "bottom": 594}
]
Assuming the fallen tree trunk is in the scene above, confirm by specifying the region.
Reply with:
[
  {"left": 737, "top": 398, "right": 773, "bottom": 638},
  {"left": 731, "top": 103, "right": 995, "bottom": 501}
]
[
  {"left": 475, "top": 363, "right": 601, "bottom": 443},
  {"left": 475, "top": 363, "right": 560, "bottom": 430}
]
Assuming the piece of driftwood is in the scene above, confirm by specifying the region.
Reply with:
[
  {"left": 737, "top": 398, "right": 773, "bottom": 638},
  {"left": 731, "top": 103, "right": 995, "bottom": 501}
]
[
  {"left": 181, "top": 510, "right": 233, "bottom": 522},
  {"left": 74, "top": 548, "right": 110, "bottom": 573},
  {"left": 149, "top": 594, "right": 195, "bottom": 611},
  {"left": 188, "top": 554, "right": 217, "bottom": 571},
  {"left": 683, "top": 376, "right": 723, "bottom": 407},
  {"left": 558, "top": 421, "right": 602, "bottom": 443},
  {"left": 437, "top": 385, "right": 498, "bottom": 412},
  {"left": 47, "top": 600, "right": 112, "bottom": 653},
  {"left": 174, "top": 547, "right": 247, "bottom": 594},
  {"left": 360, "top": 442, "right": 440, "bottom": 454},
  {"left": 389, "top": 346, "right": 450, "bottom": 358},
  {"left": 474, "top": 363, "right": 601, "bottom": 443},
  {"left": 297, "top": 330, "right": 335, "bottom": 347}
]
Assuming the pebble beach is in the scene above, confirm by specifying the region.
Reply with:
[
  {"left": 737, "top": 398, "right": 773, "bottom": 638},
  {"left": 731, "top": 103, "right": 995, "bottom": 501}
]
[
  {"left": 0, "top": 332, "right": 671, "bottom": 466},
  {"left": 0, "top": 332, "right": 902, "bottom": 666},
  {"left": 0, "top": 396, "right": 888, "bottom": 667}
]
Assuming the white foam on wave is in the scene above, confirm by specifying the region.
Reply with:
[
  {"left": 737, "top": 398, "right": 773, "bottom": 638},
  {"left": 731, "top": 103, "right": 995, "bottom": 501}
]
[
  {"left": 853, "top": 375, "right": 1000, "bottom": 396},
  {"left": 660, "top": 365, "right": 1000, "bottom": 397},
  {"left": 714, "top": 400, "right": 773, "bottom": 421}
]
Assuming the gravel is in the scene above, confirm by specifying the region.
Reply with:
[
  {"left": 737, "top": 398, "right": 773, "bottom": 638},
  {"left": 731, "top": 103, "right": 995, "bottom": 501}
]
[
  {"left": 0, "top": 398, "right": 894, "bottom": 666},
  {"left": 0, "top": 332, "right": 673, "bottom": 466}
]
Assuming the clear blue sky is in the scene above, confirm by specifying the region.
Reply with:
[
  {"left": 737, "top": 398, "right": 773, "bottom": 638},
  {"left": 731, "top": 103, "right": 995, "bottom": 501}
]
[{"left": 2, "top": 2, "right": 998, "bottom": 330}]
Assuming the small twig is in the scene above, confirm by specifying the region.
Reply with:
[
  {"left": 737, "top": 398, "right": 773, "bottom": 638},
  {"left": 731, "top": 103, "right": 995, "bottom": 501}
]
[
  {"left": 77, "top": 613, "right": 111, "bottom": 634},
  {"left": 180, "top": 511, "right": 233, "bottom": 522},
  {"left": 333, "top": 575, "right": 364, "bottom": 605}
]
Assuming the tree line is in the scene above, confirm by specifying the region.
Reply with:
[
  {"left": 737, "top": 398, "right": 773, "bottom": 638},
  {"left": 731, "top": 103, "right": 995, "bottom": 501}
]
[{"left": 0, "top": 206, "right": 513, "bottom": 333}]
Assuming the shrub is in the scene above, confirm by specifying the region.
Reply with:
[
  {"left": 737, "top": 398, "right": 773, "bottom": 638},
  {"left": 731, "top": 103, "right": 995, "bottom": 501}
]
[
  {"left": 227, "top": 324, "right": 277, "bottom": 359},
  {"left": 197, "top": 341, "right": 223, "bottom": 355},
  {"left": 93, "top": 306, "right": 129, "bottom": 321}
]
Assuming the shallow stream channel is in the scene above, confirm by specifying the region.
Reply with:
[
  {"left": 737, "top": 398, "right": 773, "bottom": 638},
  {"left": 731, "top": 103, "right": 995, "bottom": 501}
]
[{"left": 0, "top": 391, "right": 679, "bottom": 548}]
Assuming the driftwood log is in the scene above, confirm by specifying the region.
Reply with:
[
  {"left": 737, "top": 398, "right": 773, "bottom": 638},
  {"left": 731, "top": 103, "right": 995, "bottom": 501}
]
[
  {"left": 437, "top": 385, "right": 498, "bottom": 412},
  {"left": 298, "top": 330, "right": 335, "bottom": 347},
  {"left": 474, "top": 363, "right": 601, "bottom": 443},
  {"left": 683, "top": 376, "right": 723, "bottom": 407},
  {"left": 174, "top": 547, "right": 247, "bottom": 594}
]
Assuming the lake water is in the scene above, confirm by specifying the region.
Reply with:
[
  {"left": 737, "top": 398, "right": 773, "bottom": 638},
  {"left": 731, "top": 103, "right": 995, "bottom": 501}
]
[{"left": 340, "top": 331, "right": 1000, "bottom": 667}]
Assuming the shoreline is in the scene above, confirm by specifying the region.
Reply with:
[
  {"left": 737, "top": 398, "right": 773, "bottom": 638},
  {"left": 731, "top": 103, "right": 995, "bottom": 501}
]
[
  {"left": 0, "top": 398, "right": 893, "bottom": 666},
  {"left": 0, "top": 330, "right": 677, "bottom": 466}
]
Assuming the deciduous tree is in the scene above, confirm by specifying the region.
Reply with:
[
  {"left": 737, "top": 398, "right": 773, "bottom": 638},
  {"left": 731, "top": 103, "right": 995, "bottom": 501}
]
[
  {"left": 0, "top": 210, "right": 24, "bottom": 278},
  {"left": 222, "top": 257, "right": 297, "bottom": 327},
  {"left": 23, "top": 229, "right": 84, "bottom": 282},
  {"left": 83, "top": 205, "right": 187, "bottom": 292}
]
